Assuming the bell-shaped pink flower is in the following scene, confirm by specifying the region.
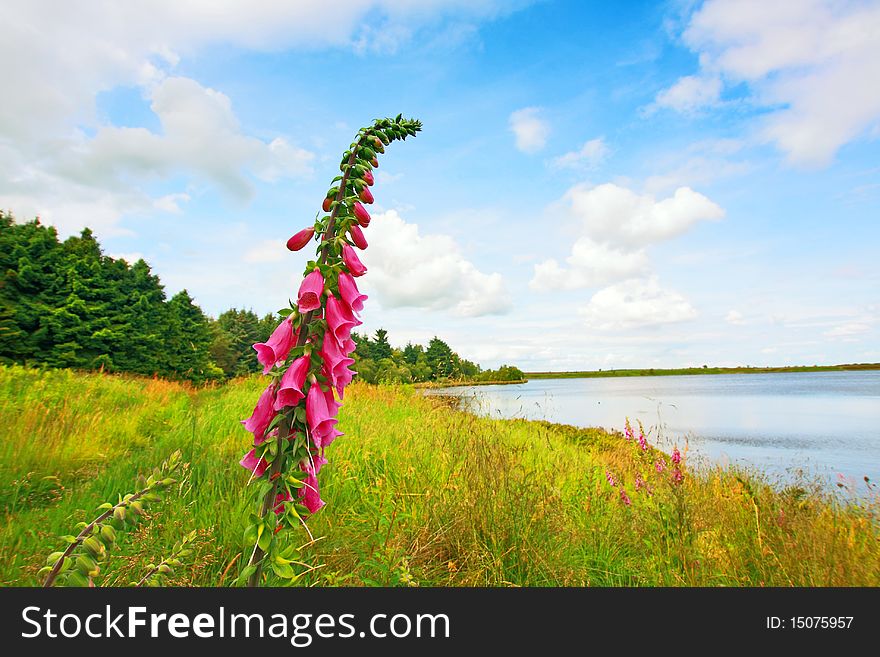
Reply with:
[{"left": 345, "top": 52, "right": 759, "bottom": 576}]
[
  {"left": 338, "top": 271, "right": 367, "bottom": 314},
  {"left": 342, "top": 243, "right": 367, "bottom": 277},
  {"left": 359, "top": 186, "right": 374, "bottom": 204},
  {"left": 274, "top": 356, "right": 310, "bottom": 410},
  {"left": 321, "top": 330, "right": 356, "bottom": 397},
  {"left": 253, "top": 317, "right": 295, "bottom": 375},
  {"left": 353, "top": 201, "right": 371, "bottom": 227},
  {"left": 363, "top": 169, "right": 375, "bottom": 186},
  {"left": 239, "top": 449, "right": 269, "bottom": 479},
  {"left": 286, "top": 227, "right": 315, "bottom": 252},
  {"left": 326, "top": 294, "right": 361, "bottom": 346},
  {"left": 242, "top": 384, "right": 276, "bottom": 445},
  {"left": 349, "top": 223, "right": 368, "bottom": 250},
  {"left": 306, "top": 384, "right": 339, "bottom": 449},
  {"left": 298, "top": 454, "right": 328, "bottom": 513},
  {"left": 343, "top": 337, "right": 357, "bottom": 356},
  {"left": 298, "top": 269, "right": 324, "bottom": 313}
]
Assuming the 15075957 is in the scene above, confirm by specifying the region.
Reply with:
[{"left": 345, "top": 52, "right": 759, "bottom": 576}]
[{"left": 766, "top": 616, "right": 854, "bottom": 630}]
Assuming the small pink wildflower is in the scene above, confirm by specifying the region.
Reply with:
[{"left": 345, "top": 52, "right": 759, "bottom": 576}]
[
  {"left": 672, "top": 447, "right": 682, "bottom": 465},
  {"left": 672, "top": 467, "right": 684, "bottom": 485},
  {"left": 619, "top": 489, "right": 632, "bottom": 506},
  {"left": 655, "top": 458, "right": 666, "bottom": 473},
  {"left": 605, "top": 470, "right": 616, "bottom": 487}
]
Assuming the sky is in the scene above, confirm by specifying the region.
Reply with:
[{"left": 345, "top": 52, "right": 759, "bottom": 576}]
[{"left": 2, "top": 0, "right": 879, "bottom": 371}]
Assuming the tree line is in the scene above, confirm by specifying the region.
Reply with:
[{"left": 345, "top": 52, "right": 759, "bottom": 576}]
[{"left": 0, "top": 214, "right": 523, "bottom": 384}]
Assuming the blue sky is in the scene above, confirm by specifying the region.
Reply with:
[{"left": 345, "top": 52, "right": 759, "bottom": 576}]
[{"left": 2, "top": 0, "right": 878, "bottom": 370}]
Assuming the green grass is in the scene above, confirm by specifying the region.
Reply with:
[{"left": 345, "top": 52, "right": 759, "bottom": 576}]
[
  {"left": 526, "top": 363, "right": 880, "bottom": 379},
  {"left": 1, "top": 364, "right": 877, "bottom": 587}
]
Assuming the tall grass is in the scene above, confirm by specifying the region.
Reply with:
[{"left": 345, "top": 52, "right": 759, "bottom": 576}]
[{"left": 0, "top": 364, "right": 877, "bottom": 586}]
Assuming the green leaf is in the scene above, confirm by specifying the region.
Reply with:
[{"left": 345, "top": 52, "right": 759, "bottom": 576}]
[
  {"left": 96, "top": 502, "right": 113, "bottom": 511},
  {"left": 257, "top": 524, "right": 272, "bottom": 553}
]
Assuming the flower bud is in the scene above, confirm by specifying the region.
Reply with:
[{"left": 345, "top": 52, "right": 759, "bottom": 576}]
[
  {"left": 353, "top": 201, "right": 371, "bottom": 227},
  {"left": 349, "top": 223, "right": 368, "bottom": 249},
  {"left": 359, "top": 187, "right": 374, "bottom": 204},
  {"left": 363, "top": 169, "right": 374, "bottom": 186},
  {"left": 322, "top": 197, "right": 332, "bottom": 212},
  {"left": 286, "top": 226, "right": 315, "bottom": 251},
  {"left": 370, "top": 156, "right": 379, "bottom": 168},
  {"left": 372, "top": 136, "right": 385, "bottom": 153}
]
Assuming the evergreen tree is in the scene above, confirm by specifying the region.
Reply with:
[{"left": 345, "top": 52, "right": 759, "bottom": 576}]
[{"left": 371, "top": 328, "right": 393, "bottom": 360}]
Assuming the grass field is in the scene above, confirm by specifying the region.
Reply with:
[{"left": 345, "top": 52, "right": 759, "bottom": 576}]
[
  {"left": 1, "top": 364, "right": 877, "bottom": 587},
  {"left": 526, "top": 363, "right": 880, "bottom": 379}
]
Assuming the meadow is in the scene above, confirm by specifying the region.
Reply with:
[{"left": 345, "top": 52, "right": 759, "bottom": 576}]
[{"left": 1, "top": 364, "right": 877, "bottom": 587}]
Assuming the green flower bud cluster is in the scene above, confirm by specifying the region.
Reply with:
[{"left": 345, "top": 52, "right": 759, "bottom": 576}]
[{"left": 40, "top": 450, "right": 184, "bottom": 587}]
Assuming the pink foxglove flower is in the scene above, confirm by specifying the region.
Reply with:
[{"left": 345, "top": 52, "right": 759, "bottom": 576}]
[
  {"left": 274, "top": 356, "right": 310, "bottom": 410},
  {"left": 239, "top": 449, "right": 269, "bottom": 479},
  {"left": 671, "top": 447, "right": 681, "bottom": 464},
  {"left": 359, "top": 186, "right": 374, "bottom": 204},
  {"left": 298, "top": 269, "right": 324, "bottom": 312},
  {"left": 320, "top": 330, "right": 356, "bottom": 397},
  {"left": 353, "top": 201, "right": 371, "bottom": 227},
  {"left": 286, "top": 227, "right": 315, "bottom": 251},
  {"left": 619, "top": 489, "right": 632, "bottom": 506},
  {"left": 299, "top": 454, "right": 328, "bottom": 513},
  {"left": 349, "top": 223, "right": 368, "bottom": 250},
  {"left": 306, "top": 384, "right": 340, "bottom": 449},
  {"left": 242, "top": 384, "right": 277, "bottom": 445},
  {"left": 338, "top": 271, "right": 367, "bottom": 313},
  {"left": 326, "top": 294, "right": 361, "bottom": 346},
  {"left": 342, "top": 243, "right": 367, "bottom": 277},
  {"left": 605, "top": 470, "right": 616, "bottom": 487},
  {"left": 363, "top": 169, "right": 375, "bottom": 186},
  {"left": 253, "top": 317, "right": 295, "bottom": 375}
]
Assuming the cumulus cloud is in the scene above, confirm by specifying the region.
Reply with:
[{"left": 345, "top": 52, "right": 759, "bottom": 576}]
[
  {"left": 360, "top": 210, "right": 511, "bottom": 317},
  {"left": 657, "top": 0, "right": 880, "bottom": 166},
  {"left": 509, "top": 107, "right": 550, "bottom": 153},
  {"left": 530, "top": 183, "right": 723, "bottom": 291},
  {"left": 552, "top": 137, "right": 610, "bottom": 169},
  {"left": 579, "top": 277, "right": 698, "bottom": 330},
  {"left": 70, "top": 77, "right": 314, "bottom": 200}
]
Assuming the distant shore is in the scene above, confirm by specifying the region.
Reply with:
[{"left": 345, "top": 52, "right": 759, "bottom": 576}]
[
  {"left": 525, "top": 363, "right": 880, "bottom": 379},
  {"left": 414, "top": 378, "right": 528, "bottom": 389}
]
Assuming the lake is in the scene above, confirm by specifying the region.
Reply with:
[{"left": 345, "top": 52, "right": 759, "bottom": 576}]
[{"left": 425, "top": 371, "right": 880, "bottom": 492}]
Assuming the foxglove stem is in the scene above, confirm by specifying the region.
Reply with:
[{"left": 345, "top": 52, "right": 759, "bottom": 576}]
[{"left": 246, "top": 131, "right": 370, "bottom": 588}]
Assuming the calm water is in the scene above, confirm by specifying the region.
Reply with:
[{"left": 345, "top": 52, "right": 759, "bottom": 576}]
[{"left": 427, "top": 371, "right": 880, "bottom": 491}]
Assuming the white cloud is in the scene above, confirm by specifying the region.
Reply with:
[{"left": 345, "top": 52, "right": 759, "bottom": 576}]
[
  {"left": 530, "top": 183, "right": 723, "bottom": 291},
  {"left": 509, "top": 107, "right": 550, "bottom": 153},
  {"left": 654, "top": 75, "right": 722, "bottom": 113},
  {"left": 725, "top": 309, "right": 746, "bottom": 325},
  {"left": 579, "top": 277, "right": 698, "bottom": 330},
  {"left": 73, "top": 77, "right": 314, "bottom": 199},
  {"left": 530, "top": 241, "right": 649, "bottom": 290},
  {"left": 361, "top": 210, "right": 511, "bottom": 317},
  {"left": 552, "top": 137, "right": 610, "bottom": 169},
  {"left": 658, "top": 0, "right": 880, "bottom": 166},
  {"left": 824, "top": 323, "right": 871, "bottom": 339}
]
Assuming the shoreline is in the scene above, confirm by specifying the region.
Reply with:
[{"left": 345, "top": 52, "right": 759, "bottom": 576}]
[
  {"left": 525, "top": 363, "right": 880, "bottom": 380},
  {"left": 414, "top": 378, "right": 528, "bottom": 389}
]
